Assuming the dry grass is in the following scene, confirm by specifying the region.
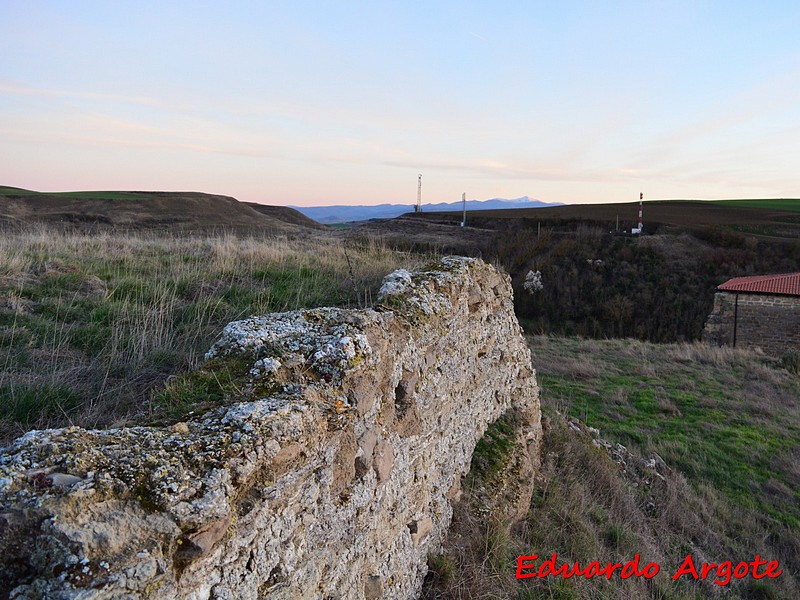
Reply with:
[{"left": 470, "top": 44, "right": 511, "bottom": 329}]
[{"left": 0, "top": 227, "right": 428, "bottom": 444}]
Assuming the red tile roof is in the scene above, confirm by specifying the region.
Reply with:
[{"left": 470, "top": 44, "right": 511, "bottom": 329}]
[{"left": 718, "top": 273, "right": 800, "bottom": 296}]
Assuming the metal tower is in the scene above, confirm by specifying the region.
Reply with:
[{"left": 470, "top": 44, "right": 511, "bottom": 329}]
[
  {"left": 638, "top": 192, "right": 643, "bottom": 230},
  {"left": 415, "top": 174, "right": 422, "bottom": 213}
]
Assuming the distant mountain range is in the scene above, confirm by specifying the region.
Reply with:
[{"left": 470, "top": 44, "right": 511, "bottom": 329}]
[{"left": 290, "top": 197, "right": 563, "bottom": 224}]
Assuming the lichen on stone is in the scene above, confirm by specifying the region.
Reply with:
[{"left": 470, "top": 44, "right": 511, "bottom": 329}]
[
  {"left": 377, "top": 268, "right": 413, "bottom": 297},
  {"left": 205, "top": 309, "right": 374, "bottom": 385},
  {"left": 250, "top": 357, "right": 281, "bottom": 377}
]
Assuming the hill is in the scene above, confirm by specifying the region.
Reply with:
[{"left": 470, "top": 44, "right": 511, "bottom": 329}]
[
  {"left": 411, "top": 198, "right": 800, "bottom": 239},
  {"left": 243, "top": 201, "right": 325, "bottom": 230},
  {"left": 0, "top": 186, "right": 322, "bottom": 234}
]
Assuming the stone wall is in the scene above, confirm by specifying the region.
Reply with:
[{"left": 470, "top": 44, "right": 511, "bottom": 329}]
[
  {"left": 0, "top": 257, "right": 541, "bottom": 599},
  {"left": 702, "top": 291, "right": 800, "bottom": 356}
]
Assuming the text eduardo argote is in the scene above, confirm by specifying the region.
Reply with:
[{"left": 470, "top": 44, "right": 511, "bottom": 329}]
[{"left": 516, "top": 553, "right": 782, "bottom": 586}]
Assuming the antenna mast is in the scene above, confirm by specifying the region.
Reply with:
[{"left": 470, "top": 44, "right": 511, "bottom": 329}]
[
  {"left": 631, "top": 192, "right": 644, "bottom": 235},
  {"left": 415, "top": 174, "right": 422, "bottom": 213},
  {"left": 639, "top": 192, "right": 643, "bottom": 230}
]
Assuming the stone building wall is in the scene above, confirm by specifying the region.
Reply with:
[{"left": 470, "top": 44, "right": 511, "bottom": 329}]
[
  {"left": 0, "top": 257, "right": 541, "bottom": 600},
  {"left": 702, "top": 291, "right": 800, "bottom": 356}
]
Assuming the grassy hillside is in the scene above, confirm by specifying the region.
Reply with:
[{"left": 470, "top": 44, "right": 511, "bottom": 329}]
[
  {"left": 411, "top": 199, "right": 800, "bottom": 239},
  {"left": 0, "top": 186, "right": 154, "bottom": 200},
  {"left": 0, "top": 186, "right": 321, "bottom": 234},
  {"left": 244, "top": 201, "right": 326, "bottom": 230},
  {"left": 0, "top": 227, "right": 426, "bottom": 443},
  {"left": 714, "top": 199, "right": 800, "bottom": 211},
  {"left": 424, "top": 336, "right": 800, "bottom": 599}
]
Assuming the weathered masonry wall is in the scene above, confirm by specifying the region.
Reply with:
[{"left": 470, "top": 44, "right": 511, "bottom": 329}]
[
  {"left": 702, "top": 291, "right": 800, "bottom": 356},
  {"left": 0, "top": 257, "right": 541, "bottom": 600}
]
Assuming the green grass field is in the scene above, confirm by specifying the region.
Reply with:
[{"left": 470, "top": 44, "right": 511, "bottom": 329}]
[
  {"left": 529, "top": 336, "right": 799, "bottom": 528},
  {"left": 0, "top": 186, "right": 152, "bottom": 200},
  {"left": 0, "top": 186, "right": 37, "bottom": 195},
  {"left": 713, "top": 198, "right": 800, "bottom": 211}
]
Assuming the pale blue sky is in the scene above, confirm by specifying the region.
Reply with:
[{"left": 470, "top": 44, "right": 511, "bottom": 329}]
[{"left": 2, "top": 1, "right": 800, "bottom": 206}]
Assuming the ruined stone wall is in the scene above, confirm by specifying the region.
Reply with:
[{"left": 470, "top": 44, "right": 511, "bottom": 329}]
[
  {"left": 0, "top": 257, "right": 541, "bottom": 599},
  {"left": 702, "top": 291, "right": 800, "bottom": 356}
]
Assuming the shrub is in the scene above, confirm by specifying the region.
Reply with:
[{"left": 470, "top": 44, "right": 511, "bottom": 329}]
[{"left": 780, "top": 350, "right": 800, "bottom": 374}]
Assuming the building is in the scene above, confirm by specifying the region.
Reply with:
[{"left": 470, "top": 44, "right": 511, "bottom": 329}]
[{"left": 702, "top": 273, "right": 800, "bottom": 356}]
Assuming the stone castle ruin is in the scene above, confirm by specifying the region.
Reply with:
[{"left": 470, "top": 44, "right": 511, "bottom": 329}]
[{"left": 0, "top": 257, "right": 541, "bottom": 599}]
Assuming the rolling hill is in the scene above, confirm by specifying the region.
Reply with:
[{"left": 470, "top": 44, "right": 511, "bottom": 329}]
[
  {"left": 0, "top": 186, "right": 322, "bottom": 235},
  {"left": 409, "top": 198, "right": 800, "bottom": 239}
]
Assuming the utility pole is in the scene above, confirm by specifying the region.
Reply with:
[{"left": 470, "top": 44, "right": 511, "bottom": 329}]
[{"left": 415, "top": 174, "right": 422, "bottom": 213}]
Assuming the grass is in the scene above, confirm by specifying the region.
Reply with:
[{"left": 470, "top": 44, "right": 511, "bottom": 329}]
[
  {"left": 528, "top": 337, "right": 800, "bottom": 523},
  {"left": 727, "top": 223, "right": 800, "bottom": 238},
  {"left": 149, "top": 355, "right": 256, "bottom": 423},
  {"left": 424, "top": 335, "right": 800, "bottom": 599},
  {"left": 49, "top": 191, "right": 154, "bottom": 200},
  {"left": 0, "top": 226, "right": 428, "bottom": 443},
  {"left": 714, "top": 199, "right": 800, "bottom": 211},
  {"left": 526, "top": 336, "right": 799, "bottom": 598},
  {"left": 0, "top": 186, "right": 152, "bottom": 200},
  {"left": 468, "top": 414, "right": 517, "bottom": 482}
]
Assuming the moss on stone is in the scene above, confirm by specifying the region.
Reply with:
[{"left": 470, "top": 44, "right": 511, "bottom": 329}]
[
  {"left": 132, "top": 483, "right": 163, "bottom": 514},
  {"left": 148, "top": 355, "right": 253, "bottom": 424},
  {"left": 468, "top": 414, "right": 518, "bottom": 483}
]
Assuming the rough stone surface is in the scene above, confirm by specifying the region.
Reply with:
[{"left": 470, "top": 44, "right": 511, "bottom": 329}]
[
  {"left": 702, "top": 290, "right": 800, "bottom": 356},
  {"left": 0, "top": 257, "right": 541, "bottom": 599}
]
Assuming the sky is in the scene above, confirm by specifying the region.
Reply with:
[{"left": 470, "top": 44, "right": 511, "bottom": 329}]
[{"left": 2, "top": 1, "right": 800, "bottom": 207}]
